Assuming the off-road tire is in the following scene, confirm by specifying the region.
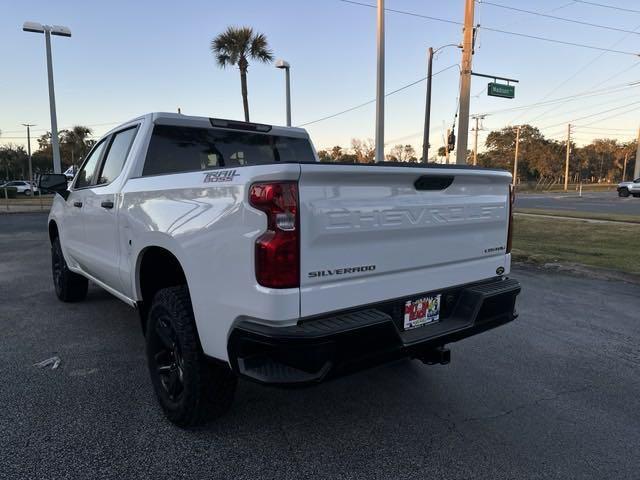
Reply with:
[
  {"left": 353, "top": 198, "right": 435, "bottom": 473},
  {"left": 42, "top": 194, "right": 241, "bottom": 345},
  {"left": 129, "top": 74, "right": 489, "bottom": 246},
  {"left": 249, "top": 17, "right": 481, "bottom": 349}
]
[
  {"left": 51, "top": 236, "right": 88, "bottom": 302},
  {"left": 146, "top": 286, "right": 237, "bottom": 428}
]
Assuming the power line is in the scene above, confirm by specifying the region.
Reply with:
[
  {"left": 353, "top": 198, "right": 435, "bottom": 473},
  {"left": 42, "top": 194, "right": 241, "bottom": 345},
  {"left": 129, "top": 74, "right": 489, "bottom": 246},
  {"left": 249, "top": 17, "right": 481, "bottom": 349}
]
[
  {"left": 296, "top": 64, "right": 458, "bottom": 127},
  {"left": 474, "top": 80, "right": 640, "bottom": 116},
  {"left": 509, "top": 22, "right": 640, "bottom": 124},
  {"left": 479, "top": 1, "right": 640, "bottom": 35},
  {"left": 573, "top": 125, "right": 636, "bottom": 131},
  {"left": 0, "top": 121, "right": 120, "bottom": 135},
  {"left": 575, "top": 104, "right": 640, "bottom": 127},
  {"left": 478, "top": 25, "right": 639, "bottom": 56},
  {"left": 574, "top": 0, "right": 640, "bottom": 14},
  {"left": 338, "top": 0, "right": 640, "bottom": 56},
  {"left": 539, "top": 99, "right": 640, "bottom": 130}
]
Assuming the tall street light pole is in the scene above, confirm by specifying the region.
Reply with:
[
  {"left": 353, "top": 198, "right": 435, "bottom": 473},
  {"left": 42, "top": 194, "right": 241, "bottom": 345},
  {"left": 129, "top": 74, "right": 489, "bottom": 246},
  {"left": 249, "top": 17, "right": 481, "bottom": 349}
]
[
  {"left": 422, "top": 44, "right": 460, "bottom": 163},
  {"left": 275, "top": 59, "right": 291, "bottom": 127},
  {"left": 22, "top": 124, "right": 36, "bottom": 182},
  {"left": 375, "top": 0, "right": 385, "bottom": 163},
  {"left": 23, "top": 21, "right": 71, "bottom": 174},
  {"left": 455, "top": 0, "right": 475, "bottom": 165}
]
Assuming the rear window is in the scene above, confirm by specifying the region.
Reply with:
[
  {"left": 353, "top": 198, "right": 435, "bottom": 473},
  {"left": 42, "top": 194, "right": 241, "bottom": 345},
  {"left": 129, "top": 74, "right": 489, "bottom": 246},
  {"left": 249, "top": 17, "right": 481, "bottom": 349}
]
[{"left": 142, "top": 125, "right": 315, "bottom": 176}]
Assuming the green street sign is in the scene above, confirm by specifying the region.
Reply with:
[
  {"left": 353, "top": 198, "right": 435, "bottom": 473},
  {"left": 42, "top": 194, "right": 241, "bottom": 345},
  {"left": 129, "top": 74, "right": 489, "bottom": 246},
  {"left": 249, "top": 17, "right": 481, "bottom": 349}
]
[{"left": 488, "top": 82, "right": 515, "bottom": 99}]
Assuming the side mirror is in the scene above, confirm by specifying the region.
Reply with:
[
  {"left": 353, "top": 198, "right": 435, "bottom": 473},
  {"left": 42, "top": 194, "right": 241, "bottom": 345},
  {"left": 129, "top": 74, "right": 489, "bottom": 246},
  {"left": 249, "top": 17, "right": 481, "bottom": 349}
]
[{"left": 38, "top": 174, "right": 70, "bottom": 200}]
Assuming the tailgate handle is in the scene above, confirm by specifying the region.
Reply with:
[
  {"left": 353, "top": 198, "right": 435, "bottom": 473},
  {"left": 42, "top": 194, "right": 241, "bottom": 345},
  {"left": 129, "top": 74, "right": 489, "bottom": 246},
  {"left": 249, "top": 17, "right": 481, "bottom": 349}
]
[{"left": 414, "top": 176, "right": 454, "bottom": 191}]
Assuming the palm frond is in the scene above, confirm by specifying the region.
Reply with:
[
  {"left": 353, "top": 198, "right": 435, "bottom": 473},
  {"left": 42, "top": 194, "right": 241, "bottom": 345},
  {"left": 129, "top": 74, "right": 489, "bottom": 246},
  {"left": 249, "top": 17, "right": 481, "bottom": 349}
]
[{"left": 250, "top": 33, "right": 273, "bottom": 63}]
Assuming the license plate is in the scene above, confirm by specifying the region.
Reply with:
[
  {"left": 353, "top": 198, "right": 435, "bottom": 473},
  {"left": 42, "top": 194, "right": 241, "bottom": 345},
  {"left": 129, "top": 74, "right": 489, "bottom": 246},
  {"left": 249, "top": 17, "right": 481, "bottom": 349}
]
[{"left": 403, "top": 294, "right": 441, "bottom": 330}]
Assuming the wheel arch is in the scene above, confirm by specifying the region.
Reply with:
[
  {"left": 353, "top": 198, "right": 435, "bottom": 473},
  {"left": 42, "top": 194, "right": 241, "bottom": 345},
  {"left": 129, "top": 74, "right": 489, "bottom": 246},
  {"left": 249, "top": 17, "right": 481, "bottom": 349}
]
[
  {"left": 136, "top": 245, "right": 190, "bottom": 333},
  {"left": 48, "top": 220, "right": 60, "bottom": 244}
]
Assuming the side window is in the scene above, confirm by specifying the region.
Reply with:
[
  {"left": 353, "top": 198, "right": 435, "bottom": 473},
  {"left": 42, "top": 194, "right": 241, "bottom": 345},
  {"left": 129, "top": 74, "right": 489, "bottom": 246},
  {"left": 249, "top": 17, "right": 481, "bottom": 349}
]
[
  {"left": 97, "top": 127, "right": 137, "bottom": 185},
  {"left": 75, "top": 140, "right": 108, "bottom": 188}
]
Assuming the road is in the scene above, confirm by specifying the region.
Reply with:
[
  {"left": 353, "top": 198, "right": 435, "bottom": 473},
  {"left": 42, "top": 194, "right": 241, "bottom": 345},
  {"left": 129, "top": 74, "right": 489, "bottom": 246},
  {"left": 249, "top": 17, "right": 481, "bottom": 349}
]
[
  {"left": 515, "top": 191, "right": 640, "bottom": 216},
  {"left": 2, "top": 213, "right": 639, "bottom": 480}
]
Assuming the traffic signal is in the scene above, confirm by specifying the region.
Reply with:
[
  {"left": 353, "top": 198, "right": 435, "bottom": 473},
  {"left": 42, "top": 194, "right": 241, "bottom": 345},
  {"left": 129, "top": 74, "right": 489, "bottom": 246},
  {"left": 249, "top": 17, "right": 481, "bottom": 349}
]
[{"left": 447, "top": 132, "right": 456, "bottom": 152}]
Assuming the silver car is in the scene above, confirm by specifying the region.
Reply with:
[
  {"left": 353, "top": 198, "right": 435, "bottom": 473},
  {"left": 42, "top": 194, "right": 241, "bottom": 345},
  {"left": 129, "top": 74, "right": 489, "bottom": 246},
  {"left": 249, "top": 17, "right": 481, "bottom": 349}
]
[{"left": 617, "top": 178, "right": 640, "bottom": 197}]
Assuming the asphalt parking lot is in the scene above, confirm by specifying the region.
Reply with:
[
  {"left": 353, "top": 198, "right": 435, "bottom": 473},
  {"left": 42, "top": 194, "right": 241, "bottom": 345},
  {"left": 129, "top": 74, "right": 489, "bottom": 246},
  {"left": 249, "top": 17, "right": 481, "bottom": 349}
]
[
  {"left": 515, "top": 191, "right": 640, "bottom": 216},
  {"left": 2, "top": 213, "right": 640, "bottom": 479}
]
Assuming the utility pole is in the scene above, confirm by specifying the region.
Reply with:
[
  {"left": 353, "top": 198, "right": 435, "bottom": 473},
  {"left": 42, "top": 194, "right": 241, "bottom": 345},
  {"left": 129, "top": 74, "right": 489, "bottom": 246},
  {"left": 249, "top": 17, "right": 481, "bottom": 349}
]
[
  {"left": 374, "top": 0, "right": 385, "bottom": 163},
  {"left": 455, "top": 0, "right": 475, "bottom": 165},
  {"left": 471, "top": 114, "right": 485, "bottom": 166},
  {"left": 622, "top": 152, "right": 628, "bottom": 182},
  {"left": 564, "top": 124, "right": 571, "bottom": 192},
  {"left": 513, "top": 125, "right": 521, "bottom": 186},
  {"left": 22, "top": 123, "right": 35, "bottom": 182},
  {"left": 422, "top": 47, "right": 433, "bottom": 163},
  {"left": 445, "top": 128, "right": 451, "bottom": 164},
  {"left": 634, "top": 126, "right": 640, "bottom": 180}
]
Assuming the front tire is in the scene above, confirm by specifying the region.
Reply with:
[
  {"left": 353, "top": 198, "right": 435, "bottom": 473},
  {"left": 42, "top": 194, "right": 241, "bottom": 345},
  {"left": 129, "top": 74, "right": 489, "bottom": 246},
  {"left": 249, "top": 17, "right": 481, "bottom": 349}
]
[
  {"left": 24, "top": 189, "right": 32, "bottom": 196},
  {"left": 146, "top": 286, "right": 237, "bottom": 428},
  {"left": 618, "top": 188, "right": 630, "bottom": 197},
  {"left": 51, "top": 237, "right": 88, "bottom": 302}
]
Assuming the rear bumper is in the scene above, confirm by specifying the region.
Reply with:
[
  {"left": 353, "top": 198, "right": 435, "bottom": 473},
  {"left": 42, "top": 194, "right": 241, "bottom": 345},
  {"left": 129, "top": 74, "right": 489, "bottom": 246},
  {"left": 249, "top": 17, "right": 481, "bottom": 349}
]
[{"left": 227, "top": 277, "right": 521, "bottom": 385}]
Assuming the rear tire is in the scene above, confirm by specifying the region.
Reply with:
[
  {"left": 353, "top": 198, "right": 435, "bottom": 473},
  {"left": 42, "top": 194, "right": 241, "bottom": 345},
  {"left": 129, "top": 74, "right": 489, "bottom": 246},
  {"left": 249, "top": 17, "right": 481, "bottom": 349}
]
[
  {"left": 618, "top": 188, "right": 630, "bottom": 197},
  {"left": 146, "top": 286, "right": 237, "bottom": 428},
  {"left": 51, "top": 237, "right": 88, "bottom": 302}
]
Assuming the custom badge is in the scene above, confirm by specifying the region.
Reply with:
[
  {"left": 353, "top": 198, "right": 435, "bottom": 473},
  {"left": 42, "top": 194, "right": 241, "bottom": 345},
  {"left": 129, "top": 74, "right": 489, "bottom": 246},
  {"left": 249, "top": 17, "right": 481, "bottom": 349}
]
[{"left": 203, "top": 169, "right": 240, "bottom": 183}]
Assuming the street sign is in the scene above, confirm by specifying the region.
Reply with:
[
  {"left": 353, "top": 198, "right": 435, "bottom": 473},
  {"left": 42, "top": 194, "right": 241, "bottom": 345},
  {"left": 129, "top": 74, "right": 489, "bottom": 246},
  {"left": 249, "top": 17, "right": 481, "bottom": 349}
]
[{"left": 488, "top": 82, "right": 515, "bottom": 99}]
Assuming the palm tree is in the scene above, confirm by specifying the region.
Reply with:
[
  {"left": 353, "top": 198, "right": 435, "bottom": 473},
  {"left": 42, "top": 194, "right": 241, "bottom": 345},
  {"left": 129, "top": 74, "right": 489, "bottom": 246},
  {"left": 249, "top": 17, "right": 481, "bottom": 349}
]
[
  {"left": 211, "top": 26, "right": 273, "bottom": 122},
  {"left": 62, "top": 125, "right": 93, "bottom": 166}
]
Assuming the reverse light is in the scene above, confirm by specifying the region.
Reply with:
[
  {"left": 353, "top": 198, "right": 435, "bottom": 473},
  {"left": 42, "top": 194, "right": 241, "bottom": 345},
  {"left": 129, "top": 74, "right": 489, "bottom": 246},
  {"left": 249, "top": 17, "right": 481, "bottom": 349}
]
[{"left": 249, "top": 182, "right": 299, "bottom": 288}]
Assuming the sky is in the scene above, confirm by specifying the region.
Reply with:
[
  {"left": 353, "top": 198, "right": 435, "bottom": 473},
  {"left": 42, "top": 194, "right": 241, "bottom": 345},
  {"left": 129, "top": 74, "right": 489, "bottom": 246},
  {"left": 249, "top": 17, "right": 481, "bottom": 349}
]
[{"left": 1, "top": 0, "right": 640, "bottom": 157}]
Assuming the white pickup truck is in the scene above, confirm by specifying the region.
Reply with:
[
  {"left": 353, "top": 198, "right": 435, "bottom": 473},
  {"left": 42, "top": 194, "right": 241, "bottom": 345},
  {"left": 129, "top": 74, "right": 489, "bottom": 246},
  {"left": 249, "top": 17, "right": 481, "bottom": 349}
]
[{"left": 40, "top": 112, "right": 521, "bottom": 427}]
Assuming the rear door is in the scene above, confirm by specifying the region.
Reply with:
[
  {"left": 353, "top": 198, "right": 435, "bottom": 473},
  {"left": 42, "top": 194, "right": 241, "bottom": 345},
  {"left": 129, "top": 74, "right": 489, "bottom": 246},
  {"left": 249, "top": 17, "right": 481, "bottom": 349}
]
[{"left": 298, "top": 164, "right": 512, "bottom": 317}]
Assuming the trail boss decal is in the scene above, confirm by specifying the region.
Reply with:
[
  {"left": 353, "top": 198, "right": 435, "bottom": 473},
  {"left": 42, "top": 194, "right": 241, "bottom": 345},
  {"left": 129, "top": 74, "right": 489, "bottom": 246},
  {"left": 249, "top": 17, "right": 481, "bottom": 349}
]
[
  {"left": 308, "top": 265, "right": 376, "bottom": 279},
  {"left": 203, "top": 169, "right": 240, "bottom": 183}
]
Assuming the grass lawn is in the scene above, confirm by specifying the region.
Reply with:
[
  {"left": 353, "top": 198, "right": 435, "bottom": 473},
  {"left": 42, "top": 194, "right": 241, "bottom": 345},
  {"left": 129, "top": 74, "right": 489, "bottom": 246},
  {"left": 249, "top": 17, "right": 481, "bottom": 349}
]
[{"left": 512, "top": 216, "right": 640, "bottom": 275}]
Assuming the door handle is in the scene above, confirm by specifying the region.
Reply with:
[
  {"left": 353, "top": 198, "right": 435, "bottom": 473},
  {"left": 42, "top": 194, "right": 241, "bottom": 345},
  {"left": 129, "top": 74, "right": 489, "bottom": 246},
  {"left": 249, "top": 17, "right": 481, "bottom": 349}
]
[
  {"left": 73, "top": 201, "right": 83, "bottom": 208},
  {"left": 101, "top": 200, "right": 114, "bottom": 209}
]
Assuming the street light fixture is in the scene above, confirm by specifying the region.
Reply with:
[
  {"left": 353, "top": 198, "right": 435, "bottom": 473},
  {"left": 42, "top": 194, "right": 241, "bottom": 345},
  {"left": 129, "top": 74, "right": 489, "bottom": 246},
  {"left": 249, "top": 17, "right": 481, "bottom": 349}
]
[
  {"left": 422, "top": 44, "right": 460, "bottom": 163},
  {"left": 23, "top": 21, "right": 71, "bottom": 174},
  {"left": 275, "top": 59, "right": 291, "bottom": 127}
]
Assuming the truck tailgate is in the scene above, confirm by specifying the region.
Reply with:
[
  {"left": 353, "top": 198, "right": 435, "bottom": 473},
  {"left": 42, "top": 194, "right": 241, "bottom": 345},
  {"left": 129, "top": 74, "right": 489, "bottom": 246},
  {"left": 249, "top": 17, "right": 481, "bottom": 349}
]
[{"left": 298, "top": 164, "right": 512, "bottom": 317}]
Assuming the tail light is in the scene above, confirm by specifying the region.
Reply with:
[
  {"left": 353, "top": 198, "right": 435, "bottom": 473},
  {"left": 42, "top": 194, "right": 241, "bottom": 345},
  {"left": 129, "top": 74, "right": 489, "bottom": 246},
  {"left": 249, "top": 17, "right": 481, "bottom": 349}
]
[
  {"left": 249, "top": 182, "right": 299, "bottom": 288},
  {"left": 506, "top": 184, "right": 515, "bottom": 254}
]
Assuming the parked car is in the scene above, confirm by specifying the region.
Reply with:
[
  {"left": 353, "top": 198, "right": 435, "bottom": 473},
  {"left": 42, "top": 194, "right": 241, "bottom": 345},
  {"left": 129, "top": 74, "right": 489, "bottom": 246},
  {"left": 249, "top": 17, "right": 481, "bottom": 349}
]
[
  {"left": 39, "top": 112, "right": 521, "bottom": 427},
  {"left": 1, "top": 180, "right": 38, "bottom": 196},
  {"left": 617, "top": 178, "right": 640, "bottom": 197}
]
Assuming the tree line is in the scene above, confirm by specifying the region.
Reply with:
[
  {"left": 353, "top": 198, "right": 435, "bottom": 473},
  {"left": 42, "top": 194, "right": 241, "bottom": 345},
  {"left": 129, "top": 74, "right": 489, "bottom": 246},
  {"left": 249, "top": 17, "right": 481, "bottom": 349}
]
[
  {"left": 317, "top": 125, "right": 637, "bottom": 184},
  {"left": 0, "top": 126, "right": 94, "bottom": 180}
]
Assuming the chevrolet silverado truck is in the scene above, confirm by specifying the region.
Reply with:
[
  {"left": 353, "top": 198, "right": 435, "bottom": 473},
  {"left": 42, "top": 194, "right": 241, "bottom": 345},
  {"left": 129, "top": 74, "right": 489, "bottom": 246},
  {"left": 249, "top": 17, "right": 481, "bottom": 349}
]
[{"left": 39, "top": 112, "right": 521, "bottom": 427}]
